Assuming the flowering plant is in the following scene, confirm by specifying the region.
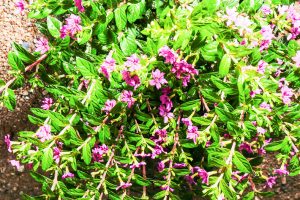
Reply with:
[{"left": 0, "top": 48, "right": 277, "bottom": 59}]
[{"left": 2, "top": 0, "right": 300, "bottom": 199}]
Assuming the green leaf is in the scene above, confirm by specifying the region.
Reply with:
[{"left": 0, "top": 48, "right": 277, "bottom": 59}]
[
  {"left": 243, "top": 191, "right": 255, "bottom": 200},
  {"left": 191, "top": 117, "right": 211, "bottom": 125},
  {"left": 127, "top": 1, "right": 145, "bottom": 23},
  {"left": 215, "top": 107, "right": 234, "bottom": 122},
  {"left": 114, "top": 5, "right": 127, "bottom": 30},
  {"left": 200, "top": 41, "right": 219, "bottom": 62},
  {"left": 82, "top": 143, "right": 92, "bottom": 165},
  {"left": 265, "top": 139, "right": 286, "bottom": 151},
  {"left": 78, "top": 29, "right": 92, "bottom": 45},
  {"left": 219, "top": 54, "right": 231, "bottom": 77},
  {"left": 42, "top": 148, "right": 54, "bottom": 170},
  {"left": 47, "top": 16, "right": 62, "bottom": 38},
  {"left": 233, "top": 151, "right": 253, "bottom": 173},
  {"left": 3, "top": 88, "right": 16, "bottom": 111},
  {"left": 99, "top": 125, "right": 111, "bottom": 144},
  {"left": 12, "top": 42, "right": 35, "bottom": 63},
  {"left": 153, "top": 190, "right": 167, "bottom": 199},
  {"left": 180, "top": 99, "right": 201, "bottom": 111},
  {"left": 237, "top": 75, "right": 245, "bottom": 104},
  {"left": 220, "top": 179, "right": 236, "bottom": 200},
  {"left": 8, "top": 52, "right": 25, "bottom": 71},
  {"left": 76, "top": 57, "right": 98, "bottom": 78}
]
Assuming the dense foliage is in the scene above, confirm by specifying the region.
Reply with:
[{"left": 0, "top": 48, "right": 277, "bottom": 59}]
[{"left": 2, "top": 0, "right": 300, "bottom": 199}]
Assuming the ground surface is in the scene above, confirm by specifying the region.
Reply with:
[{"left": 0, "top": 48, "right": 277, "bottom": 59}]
[{"left": 0, "top": 1, "right": 300, "bottom": 200}]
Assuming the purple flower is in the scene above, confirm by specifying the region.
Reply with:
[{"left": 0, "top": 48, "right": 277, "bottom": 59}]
[
  {"left": 182, "top": 118, "right": 192, "bottom": 126},
  {"left": 171, "top": 60, "right": 198, "bottom": 82},
  {"left": 121, "top": 90, "right": 135, "bottom": 108},
  {"left": 250, "top": 89, "right": 262, "bottom": 98},
  {"left": 35, "top": 38, "right": 50, "bottom": 54},
  {"left": 258, "top": 147, "right": 266, "bottom": 155},
  {"left": 257, "top": 60, "right": 267, "bottom": 74},
  {"left": 278, "top": 5, "right": 288, "bottom": 15},
  {"left": 124, "top": 54, "right": 141, "bottom": 72},
  {"left": 62, "top": 172, "right": 74, "bottom": 179},
  {"left": 122, "top": 71, "right": 141, "bottom": 90},
  {"left": 265, "top": 176, "right": 277, "bottom": 188},
  {"left": 102, "top": 99, "right": 116, "bottom": 114},
  {"left": 36, "top": 125, "right": 52, "bottom": 142},
  {"left": 187, "top": 126, "right": 199, "bottom": 144},
  {"left": 260, "top": 25, "right": 274, "bottom": 41},
  {"left": 182, "top": 75, "right": 191, "bottom": 87},
  {"left": 159, "top": 94, "right": 173, "bottom": 110},
  {"left": 149, "top": 69, "right": 168, "bottom": 89},
  {"left": 161, "top": 185, "right": 174, "bottom": 192},
  {"left": 4, "top": 134, "right": 12, "bottom": 152},
  {"left": 53, "top": 147, "right": 61, "bottom": 164},
  {"left": 184, "top": 175, "right": 196, "bottom": 185},
  {"left": 239, "top": 142, "right": 253, "bottom": 154},
  {"left": 173, "top": 163, "right": 186, "bottom": 168},
  {"left": 206, "top": 140, "right": 212, "bottom": 147},
  {"left": 261, "top": 5, "right": 271, "bottom": 15},
  {"left": 100, "top": 56, "right": 116, "bottom": 79},
  {"left": 157, "top": 161, "right": 165, "bottom": 172},
  {"left": 152, "top": 129, "right": 167, "bottom": 144},
  {"left": 116, "top": 182, "right": 132, "bottom": 190},
  {"left": 41, "top": 98, "right": 53, "bottom": 110},
  {"left": 225, "top": 7, "right": 238, "bottom": 26},
  {"left": 10, "top": 160, "right": 21, "bottom": 170},
  {"left": 274, "top": 166, "right": 289, "bottom": 176},
  {"left": 292, "top": 51, "right": 300, "bottom": 67},
  {"left": 159, "top": 46, "right": 178, "bottom": 64},
  {"left": 281, "top": 85, "right": 293, "bottom": 105},
  {"left": 159, "top": 105, "right": 174, "bottom": 123},
  {"left": 15, "top": 0, "right": 25, "bottom": 14},
  {"left": 130, "top": 161, "right": 146, "bottom": 169},
  {"left": 162, "top": 87, "right": 172, "bottom": 95},
  {"left": 60, "top": 14, "right": 82, "bottom": 39},
  {"left": 257, "top": 127, "right": 267, "bottom": 135},
  {"left": 260, "top": 102, "right": 272, "bottom": 112},
  {"left": 287, "top": 27, "right": 300, "bottom": 40},
  {"left": 197, "top": 169, "right": 209, "bottom": 185},
  {"left": 92, "top": 144, "right": 108, "bottom": 162},
  {"left": 278, "top": 78, "right": 287, "bottom": 88},
  {"left": 151, "top": 145, "right": 166, "bottom": 158},
  {"left": 74, "top": 0, "right": 84, "bottom": 12}
]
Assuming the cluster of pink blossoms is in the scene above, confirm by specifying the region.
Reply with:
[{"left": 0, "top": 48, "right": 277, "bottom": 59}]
[
  {"left": 121, "top": 55, "right": 141, "bottom": 90},
  {"left": 60, "top": 14, "right": 82, "bottom": 39},
  {"left": 159, "top": 87, "right": 174, "bottom": 123},
  {"left": 120, "top": 90, "right": 135, "bottom": 108},
  {"left": 278, "top": 78, "right": 294, "bottom": 105},
  {"left": 159, "top": 46, "right": 198, "bottom": 86},
  {"left": 260, "top": 25, "right": 275, "bottom": 52},
  {"left": 35, "top": 38, "right": 50, "bottom": 54},
  {"left": 182, "top": 118, "right": 199, "bottom": 144},
  {"left": 92, "top": 144, "right": 108, "bottom": 162},
  {"left": 102, "top": 99, "right": 116, "bottom": 114},
  {"left": 100, "top": 56, "right": 116, "bottom": 79},
  {"left": 74, "top": 0, "right": 84, "bottom": 12},
  {"left": 257, "top": 60, "right": 268, "bottom": 74},
  {"left": 149, "top": 69, "right": 168, "bottom": 89},
  {"left": 62, "top": 172, "right": 74, "bottom": 179},
  {"left": 281, "top": 5, "right": 300, "bottom": 40},
  {"left": 292, "top": 51, "right": 300, "bottom": 67},
  {"left": 41, "top": 97, "right": 53, "bottom": 110},
  {"left": 36, "top": 125, "right": 52, "bottom": 142},
  {"left": 184, "top": 166, "right": 209, "bottom": 185},
  {"left": 151, "top": 129, "right": 167, "bottom": 159},
  {"left": 4, "top": 135, "right": 12, "bottom": 152},
  {"left": 14, "top": 0, "right": 25, "bottom": 14}
]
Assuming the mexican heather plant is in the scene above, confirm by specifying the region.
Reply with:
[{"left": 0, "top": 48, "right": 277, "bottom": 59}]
[{"left": 1, "top": 0, "right": 300, "bottom": 199}]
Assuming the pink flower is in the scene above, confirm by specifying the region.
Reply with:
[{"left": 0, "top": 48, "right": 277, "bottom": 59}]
[
  {"left": 257, "top": 127, "right": 267, "bottom": 135},
  {"left": 278, "top": 78, "right": 287, "bottom": 88},
  {"left": 239, "top": 142, "right": 253, "bottom": 154},
  {"left": 184, "top": 175, "right": 196, "bottom": 185},
  {"left": 281, "top": 85, "right": 293, "bottom": 105},
  {"left": 257, "top": 60, "right": 267, "bottom": 74},
  {"left": 149, "top": 69, "right": 168, "bottom": 89},
  {"left": 261, "top": 5, "right": 271, "bottom": 15},
  {"left": 287, "top": 27, "right": 300, "bottom": 40},
  {"left": 100, "top": 56, "right": 116, "bottom": 79},
  {"left": 157, "top": 161, "right": 165, "bottom": 172},
  {"left": 173, "top": 163, "right": 186, "bottom": 168},
  {"left": 74, "top": 0, "right": 84, "bottom": 12},
  {"left": 121, "top": 90, "right": 135, "bottom": 108},
  {"left": 153, "top": 129, "right": 167, "bottom": 144},
  {"left": 187, "top": 126, "right": 199, "bottom": 144},
  {"left": 41, "top": 98, "right": 53, "bottom": 110},
  {"left": 60, "top": 14, "right": 82, "bottom": 38},
  {"left": 159, "top": 46, "right": 178, "bottom": 64},
  {"left": 161, "top": 185, "right": 174, "bottom": 192},
  {"left": 274, "top": 165, "right": 289, "bottom": 175},
  {"left": 250, "top": 89, "right": 262, "bottom": 98},
  {"left": 62, "top": 172, "right": 74, "bottom": 179},
  {"left": 92, "top": 144, "right": 108, "bottom": 162},
  {"left": 122, "top": 71, "right": 141, "bottom": 90},
  {"left": 182, "top": 75, "right": 191, "bottom": 87},
  {"left": 278, "top": 5, "right": 288, "bottom": 15},
  {"left": 124, "top": 54, "right": 141, "bottom": 72},
  {"left": 197, "top": 169, "right": 209, "bottom": 185},
  {"left": 10, "top": 160, "right": 21, "bottom": 171},
  {"left": 172, "top": 60, "right": 198, "bottom": 81},
  {"left": 159, "top": 94, "right": 173, "bottom": 110},
  {"left": 159, "top": 105, "right": 174, "bottom": 123},
  {"left": 36, "top": 125, "right": 52, "bottom": 142},
  {"left": 15, "top": 0, "right": 25, "bottom": 14},
  {"left": 35, "top": 38, "right": 50, "bottom": 54},
  {"left": 225, "top": 7, "right": 238, "bottom": 26},
  {"left": 265, "top": 176, "right": 277, "bottom": 188},
  {"left": 292, "top": 51, "right": 300, "bottom": 67},
  {"left": 258, "top": 147, "right": 266, "bottom": 155},
  {"left": 116, "top": 182, "right": 132, "bottom": 190},
  {"left": 4, "top": 134, "right": 12, "bottom": 152},
  {"left": 102, "top": 99, "right": 116, "bottom": 114},
  {"left": 182, "top": 118, "right": 192, "bottom": 126},
  {"left": 53, "top": 147, "right": 61, "bottom": 164},
  {"left": 260, "top": 102, "right": 272, "bottom": 112},
  {"left": 162, "top": 87, "right": 172, "bottom": 95},
  {"left": 130, "top": 161, "right": 146, "bottom": 169}
]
